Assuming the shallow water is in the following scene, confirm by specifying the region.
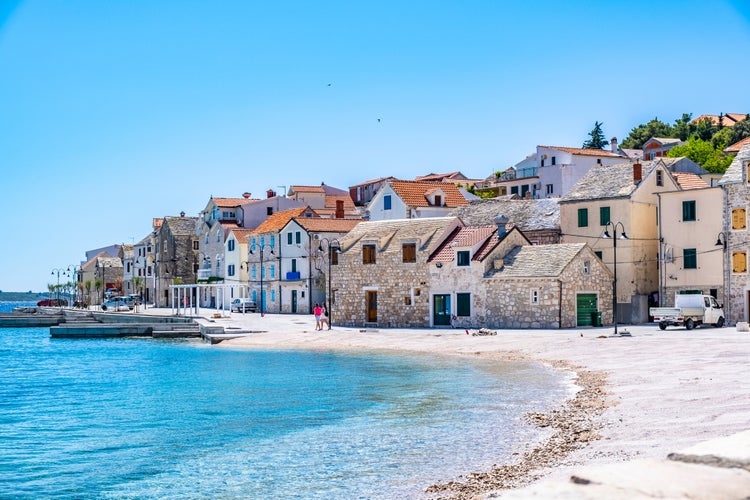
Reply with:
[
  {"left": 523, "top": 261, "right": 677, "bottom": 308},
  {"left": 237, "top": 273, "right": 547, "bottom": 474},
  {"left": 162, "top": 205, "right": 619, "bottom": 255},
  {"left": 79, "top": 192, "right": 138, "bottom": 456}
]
[{"left": 0, "top": 321, "right": 569, "bottom": 499}]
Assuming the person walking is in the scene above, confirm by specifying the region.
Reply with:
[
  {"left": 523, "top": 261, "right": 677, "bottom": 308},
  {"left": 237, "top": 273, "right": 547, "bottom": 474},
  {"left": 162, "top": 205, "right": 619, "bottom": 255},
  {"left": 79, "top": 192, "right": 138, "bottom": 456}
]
[
  {"left": 320, "top": 303, "right": 330, "bottom": 330},
  {"left": 313, "top": 303, "right": 322, "bottom": 331}
]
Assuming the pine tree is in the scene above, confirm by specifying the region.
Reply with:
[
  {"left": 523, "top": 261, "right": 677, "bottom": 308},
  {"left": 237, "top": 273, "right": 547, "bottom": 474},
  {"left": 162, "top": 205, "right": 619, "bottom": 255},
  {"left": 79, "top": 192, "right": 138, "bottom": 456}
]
[{"left": 582, "top": 121, "right": 608, "bottom": 149}]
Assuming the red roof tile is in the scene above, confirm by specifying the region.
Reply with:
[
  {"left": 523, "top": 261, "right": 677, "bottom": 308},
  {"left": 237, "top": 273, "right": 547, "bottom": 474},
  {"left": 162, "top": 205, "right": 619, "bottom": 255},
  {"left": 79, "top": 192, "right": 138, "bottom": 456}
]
[
  {"left": 538, "top": 146, "right": 625, "bottom": 158},
  {"left": 725, "top": 136, "right": 750, "bottom": 154},
  {"left": 388, "top": 180, "right": 469, "bottom": 208},
  {"left": 252, "top": 207, "right": 315, "bottom": 233},
  {"left": 212, "top": 197, "right": 255, "bottom": 207},
  {"left": 672, "top": 172, "right": 709, "bottom": 190},
  {"left": 429, "top": 226, "right": 496, "bottom": 262},
  {"left": 294, "top": 218, "right": 362, "bottom": 233}
]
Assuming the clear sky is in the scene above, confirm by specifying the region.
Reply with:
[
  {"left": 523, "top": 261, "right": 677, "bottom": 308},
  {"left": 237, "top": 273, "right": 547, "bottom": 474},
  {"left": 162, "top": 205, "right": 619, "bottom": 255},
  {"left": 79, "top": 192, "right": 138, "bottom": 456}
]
[{"left": 1, "top": 0, "right": 750, "bottom": 293}]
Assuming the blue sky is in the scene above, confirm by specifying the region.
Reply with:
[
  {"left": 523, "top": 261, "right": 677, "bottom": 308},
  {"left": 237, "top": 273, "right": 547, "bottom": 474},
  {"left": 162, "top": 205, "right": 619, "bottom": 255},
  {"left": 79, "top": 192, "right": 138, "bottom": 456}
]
[{"left": 1, "top": 0, "right": 750, "bottom": 293}]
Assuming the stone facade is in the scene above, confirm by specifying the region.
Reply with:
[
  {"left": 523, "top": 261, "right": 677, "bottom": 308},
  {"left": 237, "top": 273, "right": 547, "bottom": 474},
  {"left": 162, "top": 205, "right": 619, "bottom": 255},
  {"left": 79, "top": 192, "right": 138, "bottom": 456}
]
[
  {"left": 332, "top": 217, "right": 461, "bottom": 327},
  {"left": 718, "top": 145, "right": 750, "bottom": 324}
]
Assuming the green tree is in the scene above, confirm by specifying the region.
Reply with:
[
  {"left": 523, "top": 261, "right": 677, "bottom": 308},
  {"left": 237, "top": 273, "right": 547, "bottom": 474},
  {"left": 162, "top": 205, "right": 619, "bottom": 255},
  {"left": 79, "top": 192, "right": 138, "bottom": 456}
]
[
  {"left": 693, "top": 117, "right": 717, "bottom": 141},
  {"left": 582, "top": 121, "right": 608, "bottom": 149},
  {"left": 711, "top": 127, "right": 734, "bottom": 150},
  {"left": 730, "top": 114, "right": 750, "bottom": 145},
  {"left": 620, "top": 118, "right": 673, "bottom": 149},
  {"left": 672, "top": 113, "right": 695, "bottom": 141},
  {"left": 667, "top": 137, "right": 733, "bottom": 173}
]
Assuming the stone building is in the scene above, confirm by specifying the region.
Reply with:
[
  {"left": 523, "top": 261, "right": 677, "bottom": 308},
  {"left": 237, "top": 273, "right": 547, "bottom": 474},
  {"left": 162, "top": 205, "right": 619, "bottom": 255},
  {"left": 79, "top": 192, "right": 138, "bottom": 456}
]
[
  {"left": 332, "top": 217, "right": 462, "bottom": 327},
  {"left": 450, "top": 197, "right": 561, "bottom": 244},
  {"left": 718, "top": 144, "right": 750, "bottom": 324},
  {"left": 428, "top": 220, "right": 612, "bottom": 329},
  {"left": 153, "top": 212, "right": 199, "bottom": 307}
]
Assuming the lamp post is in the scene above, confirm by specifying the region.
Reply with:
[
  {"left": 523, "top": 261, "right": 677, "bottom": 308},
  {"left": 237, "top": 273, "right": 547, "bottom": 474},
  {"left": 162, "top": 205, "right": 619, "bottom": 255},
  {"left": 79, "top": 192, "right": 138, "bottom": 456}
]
[
  {"left": 66, "top": 264, "right": 81, "bottom": 306},
  {"left": 51, "top": 268, "right": 66, "bottom": 307},
  {"left": 250, "top": 241, "right": 274, "bottom": 316},
  {"left": 602, "top": 221, "right": 628, "bottom": 335},
  {"left": 318, "top": 238, "right": 340, "bottom": 326}
]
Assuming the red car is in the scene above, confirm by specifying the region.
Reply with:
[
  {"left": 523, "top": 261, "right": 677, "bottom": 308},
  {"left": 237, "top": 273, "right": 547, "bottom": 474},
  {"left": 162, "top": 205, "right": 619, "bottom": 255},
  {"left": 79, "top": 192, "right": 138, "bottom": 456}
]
[{"left": 37, "top": 299, "right": 68, "bottom": 307}]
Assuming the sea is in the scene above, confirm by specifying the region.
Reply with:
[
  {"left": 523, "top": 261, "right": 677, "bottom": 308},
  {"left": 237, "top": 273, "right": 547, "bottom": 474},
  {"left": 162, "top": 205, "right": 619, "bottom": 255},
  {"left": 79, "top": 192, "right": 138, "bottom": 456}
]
[{"left": 0, "top": 301, "right": 572, "bottom": 499}]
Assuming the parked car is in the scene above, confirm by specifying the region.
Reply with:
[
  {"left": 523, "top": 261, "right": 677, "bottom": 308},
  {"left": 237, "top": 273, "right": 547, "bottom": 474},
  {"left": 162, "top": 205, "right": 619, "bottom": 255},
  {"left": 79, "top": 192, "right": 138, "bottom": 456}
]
[
  {"left": 104, "top": 288, "right": 120, "bottom": 299},
  {"left": 126, "top": 294, "right": 142, "bottom": 306},
  {"left": 37, "top": 299, "right": 67, "bottom": 307},
  {"left": 231, "top": 298, "right": 257, "bottom": 312},
  {"left": 100, "top": 297, "right": 130, "bottom": 312}
]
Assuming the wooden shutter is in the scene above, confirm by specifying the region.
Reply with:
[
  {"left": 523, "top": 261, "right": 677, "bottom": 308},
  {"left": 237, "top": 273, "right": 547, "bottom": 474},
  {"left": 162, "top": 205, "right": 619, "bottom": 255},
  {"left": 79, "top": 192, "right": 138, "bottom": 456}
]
[
  {"left": 732, "top": 208, "right": 747, "bottom": 230},
  {"left": 733, "top": 252, "right": 747, "bottom": 273}
]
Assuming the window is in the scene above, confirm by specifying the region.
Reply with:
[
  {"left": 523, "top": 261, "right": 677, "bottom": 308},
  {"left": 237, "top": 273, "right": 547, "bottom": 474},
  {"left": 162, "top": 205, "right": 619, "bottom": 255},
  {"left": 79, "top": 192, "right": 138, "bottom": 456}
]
[
  {"left": 251, "top": 238, "right": 256, "bottom": 252},
  {"left": 546, "top": 184, "right": 554, "bottom": 195},
  {"left": 578, "top": 208, "right": 589, "bottom": 227},
  {"left": 291, "top": 259, "right": 297, "bottom": 273},
  {"left": 600, "top": 206, "right": 610, "bottom": 226},
  {"left": 267, "top": 207, "right": 273, "bottom": 216},
  {"left": 217, "top": 231, "right": 221, "bottom": 242},
  {"left": 295, "top": 232, "right": 301, "bottom": 244},
  {"left": 287, "top": 232, "right": 293, "bottom": 245},
  {"left": 683, "top": 248, "right": 697, "bottom": 269},
  {"left": 228, "top": 239, "right": 235, "bottom": 252},
  {"left": 583, "top": 260, "right": 590, "bottom": 275},
  {"left": 192, "top": 241, "right": 199, "bottom": 250},
  {"left": 541, "top": 158, "right": 545, "bottom": 167},
  {"left": 270, "top": 235, "right": 275, "bottom": 248},
  {"left": 363, "top": 244, "right": 376, "bottom": 264},
  {"left": 530, "top": 290, "right": 539, "bottom": 305},
  {"left": 511, "top": 186, "right": 519, "bottom": 195},
  {"left": 261, "top": 266, "right": 265, "bottom": 279},
  {"left": 595, "top": 251, "right": 603, "bottom": 260},
  {"left": 331, "top": 250, "right": 339, "bottom": 265},
  {"left": 227, "top": 264, "right": 235, "bottom": 276},
  {"left": 270, "top": 264, "right": 275, "bottom": 278},
  {"left": 251, "top": 266, "right": 256, "bottom": 279},
  {"left": 434, "top": 195, "right": 442, "bottom": 206},
  {"left": 384, "top": 195, "right": 392, "bottom": 210},
  {"left": 551, "top": 156, "right": 556, "bottom": 165},
  {"left": 656, "top": 170, "right": 663, "bottom": 186},
  {"left": 596, "top": 158, "right": 602, "bottom": 165},
  {"left": 271, "top": 290, "right": 275, "bottom": 302},
  {"left": 402, "top": 243, "right": 416, "bottom": 263},
  {"left": 456, "top": 293, "right": 471, "bottom": 316},
  {"left": 404, "top": 296, "right": 411, "bottom": 306},
  {"left": 456, "top": 250, "right": 470, "bottom": 266},
  {"left": 260, "top": 236, "right": 265, "bottom": 248},
  {"left": 733, "top": 251, "right": 747, "bottom": 273},
  {"left": 732, "top": 208, "right": 747, "bottom": 230},
  {"left": 682, "top": 200, "right": 696, "bottom": 221}
]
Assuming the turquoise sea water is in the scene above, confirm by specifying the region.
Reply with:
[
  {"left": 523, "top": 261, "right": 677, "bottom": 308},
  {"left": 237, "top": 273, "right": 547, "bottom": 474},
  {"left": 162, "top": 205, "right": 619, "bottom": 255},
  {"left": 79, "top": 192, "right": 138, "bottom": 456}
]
[{"left": 0, "top": 307, "right": 569, "bottom": 499}]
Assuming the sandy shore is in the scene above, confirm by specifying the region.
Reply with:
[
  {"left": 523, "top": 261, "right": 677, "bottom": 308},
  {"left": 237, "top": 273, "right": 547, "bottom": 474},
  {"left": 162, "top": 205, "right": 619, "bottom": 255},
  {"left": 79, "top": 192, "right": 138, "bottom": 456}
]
[{"left": 191, "top": 311, "right": 750, "bottom": 498}]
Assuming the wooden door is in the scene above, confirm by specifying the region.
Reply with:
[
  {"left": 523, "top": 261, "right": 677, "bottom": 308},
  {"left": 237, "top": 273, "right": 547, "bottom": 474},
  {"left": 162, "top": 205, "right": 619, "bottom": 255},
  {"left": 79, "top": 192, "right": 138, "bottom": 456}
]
[{"left": 366, "top": 291, "right": 377, "bottom": 323}]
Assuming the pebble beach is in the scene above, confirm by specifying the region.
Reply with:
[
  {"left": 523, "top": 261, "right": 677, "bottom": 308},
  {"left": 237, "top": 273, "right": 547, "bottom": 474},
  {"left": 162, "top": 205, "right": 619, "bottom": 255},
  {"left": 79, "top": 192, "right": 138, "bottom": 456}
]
[{"left": 171, "top": 309, "right": 750, "bottom": 497}]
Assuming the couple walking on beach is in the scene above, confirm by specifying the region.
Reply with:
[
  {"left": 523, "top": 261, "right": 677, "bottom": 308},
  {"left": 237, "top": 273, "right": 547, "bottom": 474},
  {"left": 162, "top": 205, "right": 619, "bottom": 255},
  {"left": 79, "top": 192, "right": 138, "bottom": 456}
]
[{"left": 314, "top": 303, "right": 330, "bottom": 331}]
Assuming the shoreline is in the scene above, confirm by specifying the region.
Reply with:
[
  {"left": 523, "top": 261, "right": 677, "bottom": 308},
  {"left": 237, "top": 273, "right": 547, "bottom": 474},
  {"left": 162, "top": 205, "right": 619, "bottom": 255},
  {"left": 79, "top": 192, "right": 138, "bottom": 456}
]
[{"left": 210, "top": 315, "right": 750, "bottom": 497}]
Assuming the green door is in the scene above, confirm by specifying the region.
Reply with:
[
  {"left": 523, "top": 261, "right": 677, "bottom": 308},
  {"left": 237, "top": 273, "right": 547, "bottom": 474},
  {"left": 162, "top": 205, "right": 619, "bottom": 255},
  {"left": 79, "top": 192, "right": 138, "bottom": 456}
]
[
  {"left": 577, "top": 293, "right": 598, "bottom": 326},
  {"left": 291, "top": 290, "right": 298, "bottom": 313},
  {"left": 433, "top": 294, "right": 451, "bottom": 326}
]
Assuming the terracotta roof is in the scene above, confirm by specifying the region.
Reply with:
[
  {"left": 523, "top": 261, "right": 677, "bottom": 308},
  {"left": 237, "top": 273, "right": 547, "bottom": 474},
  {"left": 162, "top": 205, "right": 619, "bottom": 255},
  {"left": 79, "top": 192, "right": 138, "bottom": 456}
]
[
  {"left": 414, "top": 171, "right": 466, "bottom": 182},
  {"left": 339, "top": 217, "right": 459, "bottom": 254},
  {"left": 252, "top": 207, "right": 314, "bottom": 233},
  {"left": 724, "top": 136, "right": 750, "bottom": 154},
  {"left": 229, "top": 228, "right": 254, "bottom": 244},
  {"left": 691, "top": 113, "right": 748, "bottom": 127},
  {"left": 349, "top": 176, "right": 395, "bottom": 189},
  {"left": 294, "top": 218, "right": 362, "bottom": 233},
  {"left": 212, "top": 197, "right": 255, "bottom": 207},
  {"left": 538, "top": 145, "right": 626, "bottom": 158},
  {"left": 290, "top": 185, "right": 325, "bottom": 194},
  {"left": 672, "top": 172, "right": 709, "bottom": 190},
  {"left": 429, "top": 225, "right": 496, "bottom": 263},
  {"left": 388, "top": 180, "right": 469, "bottom": 208},
  {"left": 325, "top": 194, "right": 357, "bottom": 209}
]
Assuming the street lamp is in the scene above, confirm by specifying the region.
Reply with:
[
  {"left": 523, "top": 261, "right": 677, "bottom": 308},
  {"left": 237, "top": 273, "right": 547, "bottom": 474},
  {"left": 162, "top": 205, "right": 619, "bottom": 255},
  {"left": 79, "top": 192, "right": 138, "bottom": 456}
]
[
  {"left": 51, "top": 268, "right": 66, "bottom": 307},
  {"left": 715, "top": 232, "right": 727, "bottom": 250},
  {"left": 66, "top": 264, "right": 81, "bottom": 306},
  {"left": 318, "top": 238, "right": 341, "bottom": 327},
  {"left": 250, "top": 242, "right": 274, "bottom": 316},
  {"left": 602, "top": 221, "right": 628, "bottom": 335}
]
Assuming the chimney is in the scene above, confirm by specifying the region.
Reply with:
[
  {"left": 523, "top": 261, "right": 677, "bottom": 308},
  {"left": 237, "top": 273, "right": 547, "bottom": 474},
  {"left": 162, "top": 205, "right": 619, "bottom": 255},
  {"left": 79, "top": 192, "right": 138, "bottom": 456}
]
[
  {"left": 242, "top": 192, "right": 251, "bottom": 199},
  {"left": 180, "top": 211, "right": 185, "bottom": 217},
  {"left": 633, "top": 162, "right": 642, "bottom": 184},
  {"left": 335, "top": 199, "right": 345, "bottom": 219},
  {"left": 611, "top": 137, "right": 618, "bottom": 153},
  {"left": 493, "top": 215, "right": 509, "bottom": 238},
  {"left": 266, "top": 189, "right": 276, "bottom": 199}
]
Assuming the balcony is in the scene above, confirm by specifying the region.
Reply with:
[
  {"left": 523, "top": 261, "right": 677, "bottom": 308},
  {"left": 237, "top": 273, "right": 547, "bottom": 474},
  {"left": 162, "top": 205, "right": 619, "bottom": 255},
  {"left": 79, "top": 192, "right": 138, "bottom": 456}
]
[
  {"left": 286, "top": 271, "right": 301, "bottom": 280},
  {"left": 197, "top": 269, "right": 211, "bottom": 281}
]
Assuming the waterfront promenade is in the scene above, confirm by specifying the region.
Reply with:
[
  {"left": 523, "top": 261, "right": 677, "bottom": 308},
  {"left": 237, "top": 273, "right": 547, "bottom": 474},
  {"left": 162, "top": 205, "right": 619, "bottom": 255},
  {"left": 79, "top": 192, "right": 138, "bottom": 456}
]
[{"left": 140, "top": 307, "right": 750, "bottom": 498}]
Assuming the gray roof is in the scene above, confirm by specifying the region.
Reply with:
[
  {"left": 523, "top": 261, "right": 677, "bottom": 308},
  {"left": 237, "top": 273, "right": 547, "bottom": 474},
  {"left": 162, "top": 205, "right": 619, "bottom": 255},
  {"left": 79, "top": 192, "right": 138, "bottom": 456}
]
[
  {"left": 719, "top": 144, "right": 750, "bottom": 185},
  {"left": 163, "top": 215, "right": 198, "bottom": 235},
  {"left": 560, "top": 160, "right": 663, "bottom": 202},
  {"left": 450, "top": 198, "right": 559, "bottom": 231},
  {"left": 339, "top": 217, "right": 457, "bottom": 252},
  {"left": 490, "top": 243, "right": 585, "bottom": 278}
]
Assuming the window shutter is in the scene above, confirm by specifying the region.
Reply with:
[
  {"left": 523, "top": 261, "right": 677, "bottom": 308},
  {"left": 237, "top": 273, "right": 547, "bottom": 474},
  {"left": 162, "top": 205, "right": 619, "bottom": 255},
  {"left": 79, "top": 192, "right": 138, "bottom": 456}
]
[
  {"left": 733, "top": 252, "right": 747, "bottom": 273},
  {"left": 732, "top": 208, "right": 747, "bottom": 230}
]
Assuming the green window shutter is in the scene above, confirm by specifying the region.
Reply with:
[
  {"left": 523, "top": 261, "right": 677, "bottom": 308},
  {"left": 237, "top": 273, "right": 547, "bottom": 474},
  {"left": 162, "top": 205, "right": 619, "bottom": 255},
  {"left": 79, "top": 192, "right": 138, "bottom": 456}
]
[
  {"left": 456, "top": 293, "right": 471, "bottom": 316},
  {"left": 684, "top": 248, "right": 697, "bottom": 269},
  {"left": 682, "top": 201, "right": 696, "bottom": 221},
  {"left": 578, "top": 208, "right": 588, "bottom": 227},
  {"left": 600, "top": 207, "right": 610, "bottom": 226}
]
